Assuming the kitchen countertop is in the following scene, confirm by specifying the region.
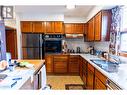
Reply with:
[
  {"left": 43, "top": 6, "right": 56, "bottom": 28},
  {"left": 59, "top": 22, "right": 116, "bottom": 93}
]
[
  {"left": 17, "top": 60, "right": 45, "bottom": 75},
  {"left": 79, "top": 54, "right": 127, "bottom": 90},
  {"left": 0, "top": 60, "right": 45, "bottom": 90}
]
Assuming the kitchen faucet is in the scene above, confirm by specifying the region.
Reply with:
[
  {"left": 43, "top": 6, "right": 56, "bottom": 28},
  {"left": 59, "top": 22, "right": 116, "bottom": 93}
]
[{"left": 108, "top": 54, "right": 121, "bottom": 65}]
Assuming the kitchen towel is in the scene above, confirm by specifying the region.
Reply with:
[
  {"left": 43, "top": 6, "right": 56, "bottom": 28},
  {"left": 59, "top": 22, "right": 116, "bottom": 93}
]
[{"left": 41, "top": 64, "right": 47, "bottom": 89}]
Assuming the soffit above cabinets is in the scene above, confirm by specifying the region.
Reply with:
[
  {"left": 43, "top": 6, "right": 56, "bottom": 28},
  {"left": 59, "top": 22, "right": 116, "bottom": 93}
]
[
  {"left": 15, "top": 5, "right": 95, "bottom": 18},
  {"left": 14, "top": 5, "right": 114, "bottom": 22}
]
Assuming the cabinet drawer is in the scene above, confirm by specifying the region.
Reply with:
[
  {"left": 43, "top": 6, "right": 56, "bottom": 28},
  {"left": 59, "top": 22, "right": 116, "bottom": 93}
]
[
  {"left": 95, "top": 69, "right": 107, "bottom": 84},
  {"left": 69, "top": 61, "right": 78, "bottom": 64},
  {"left": 88, "top": 63, "right": 94, "bottom": 72},
  {"left": 69, "top": 63, "right": 79, "bottom": 73},
  {"left": 54, "top": 62, "right": 67, "bottom": 73},
  {"left": 54, "top": 56, "right": 68, "bottom": 62}
]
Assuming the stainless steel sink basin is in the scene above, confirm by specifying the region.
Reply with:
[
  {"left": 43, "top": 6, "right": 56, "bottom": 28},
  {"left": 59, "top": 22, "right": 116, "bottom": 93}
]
[{"left": 90, "top": 59, "right": 119, "bottom": 73}]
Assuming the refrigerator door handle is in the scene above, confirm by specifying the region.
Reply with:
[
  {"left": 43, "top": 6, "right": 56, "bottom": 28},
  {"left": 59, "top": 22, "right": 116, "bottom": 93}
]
[{"left": 40, "top": 34, "right": 42, "bottom": 59}]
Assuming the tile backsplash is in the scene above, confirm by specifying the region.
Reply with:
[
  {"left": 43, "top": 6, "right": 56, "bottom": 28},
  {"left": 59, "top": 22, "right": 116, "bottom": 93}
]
[
  {"left": 93, "top": 42, "right": 110, "bottom": 52},
  {"left": 65, "top": 38, "right": 110, "bottom": 52},
  {"left": 65, "top": 38, "right": 90, "bottom": 52}
]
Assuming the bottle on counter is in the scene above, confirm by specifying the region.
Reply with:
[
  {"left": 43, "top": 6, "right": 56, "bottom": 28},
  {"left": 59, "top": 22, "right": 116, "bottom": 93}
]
[
  {"left": 62, "top": 40, "right": 68, "bottom": 53},
  {"left": 90, "top": 47, "right": 95, "bottom": 55}
]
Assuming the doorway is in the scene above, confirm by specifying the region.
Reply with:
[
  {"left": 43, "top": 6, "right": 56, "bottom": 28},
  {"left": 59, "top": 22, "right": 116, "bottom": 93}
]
[{"left": 5, "top": 26, "right": 18, "bottom": 59}]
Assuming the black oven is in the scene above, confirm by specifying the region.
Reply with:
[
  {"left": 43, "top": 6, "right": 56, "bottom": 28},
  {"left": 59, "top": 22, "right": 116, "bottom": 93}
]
[{"left": 44, "top": 34, "right": 63, "bottom": 53}]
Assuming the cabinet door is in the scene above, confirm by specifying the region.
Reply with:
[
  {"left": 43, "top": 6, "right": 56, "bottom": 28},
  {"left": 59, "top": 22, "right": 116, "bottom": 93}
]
[
  {"left": 87, "top": 63, "right": 94, "bottom": 89},
  {"left": 87, "top": 18, "right": 94, "bottom": 41},
  {"left": 45, "top": 22, "right": 54, "bottom": 34},
  {"left": 32, "top": 21, "right": 45, "bottom": 33},
  {"left": 82, "top": 59, "right": 87, "bottom": 86},
  {"left": 54, "top": 21, "right": 63, "bottom": 34},
  {"left": 75, "top": 24, "right": 84, "bottom": 34},
  {"left": 84, "top": 23, "right": 88, "bottom": 35},
  {"left": 21, "top": 21, "right": 32, "bottom": 33},
  {"left": 45, "top": 55, "right": 53, "bottom": 73},
  {"left": 87, "top": 69, "right": 94, "bottom": 89},
  {"left": 94, "top": 77, "right": 107, "bottom": 90},
  {"left": 94, "top": 12, "right": 102, "bottom": 41},
  {"left": 69, "top": 55, "right": 79, "bottom": 74},
  {"left": 79, "top": 57, "right": 83, "bottom": 80},
  {"left": 95, "top": 69, "right": 107, "bottom": 89},
  {"left": 54, "top": 55, "right": 68, "bottom": 73},
  {"left": 64, "top": 23, "right": 73, "bottom": 34}
]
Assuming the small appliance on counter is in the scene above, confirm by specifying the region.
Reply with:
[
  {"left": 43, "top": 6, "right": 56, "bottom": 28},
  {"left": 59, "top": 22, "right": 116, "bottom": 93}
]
[
  {"left": 87, "top": 46, "right": 95, "bottom": 55},
  {"left": 67, "top": 49, "right": 75, "bottom": 53},
  {"left": 76, "top": 47, "right": 81, "bottom": 53}
]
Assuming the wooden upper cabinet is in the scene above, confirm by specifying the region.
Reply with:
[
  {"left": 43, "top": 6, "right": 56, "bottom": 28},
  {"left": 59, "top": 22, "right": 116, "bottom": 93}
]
[
  {"left": 84, "top": 23, "right": 88, "bottom": 36},
  {"left": 21, "top": 21, "right": 32, "bottom": 33},
  {"left": 94, "top": 12, "right": 102, "bottom": 41},
  {"left": 64, "top": 23, "right": 73, "bottom": 34},
  {"left": 94, "top": 10, "right": 111, "bottom": 41},
  {"left": 86, "top": 10, "right": 111, "bottom": 42},
  {"left": 45, "top": 21, "right": 54, "bottom": 34},
  {"left": 54, "top": 21, "right": 63, "bottom": 34},
  {"left": 45, "top": 21, "right": 63, "bottom": 34},
  {"left": 75, "top": 24, "right": 84, "bottom": 34},
  {"left": 87, "top": 18, "right": 94, "bottom": 41},
  {"left": 32, "top": 21, "right": 45, "bottom": 33},
  {"left": 64, "top": 23, "right": 85, "bottom": 34}
]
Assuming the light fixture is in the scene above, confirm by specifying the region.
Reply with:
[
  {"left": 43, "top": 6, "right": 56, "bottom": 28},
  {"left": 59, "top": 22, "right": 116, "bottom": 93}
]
[{"left": 66, "top": 5, "right": 75, "bottom": 9}]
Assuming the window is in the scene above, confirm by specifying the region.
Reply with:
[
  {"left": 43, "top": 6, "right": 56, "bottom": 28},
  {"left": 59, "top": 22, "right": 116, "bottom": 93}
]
[
  {"left": 119, "top": 6, "right": 127, "bottom": 53},
  {"left": 120, "top": 32, "right": 127, "bottom": 52},
  {"left": 121, "top": 6, "right": 127, "bottom": 31}
]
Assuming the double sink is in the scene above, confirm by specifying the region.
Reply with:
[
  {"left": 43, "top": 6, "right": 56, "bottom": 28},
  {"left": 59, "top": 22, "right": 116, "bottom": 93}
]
[{"left": 90, "top": 59, "right": 120, "bottom": 73}]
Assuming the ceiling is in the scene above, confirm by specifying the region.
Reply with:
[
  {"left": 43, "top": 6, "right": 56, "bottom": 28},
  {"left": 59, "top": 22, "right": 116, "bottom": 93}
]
[{"left": 15, "top": 5, "right": 95, "bottom": 18}]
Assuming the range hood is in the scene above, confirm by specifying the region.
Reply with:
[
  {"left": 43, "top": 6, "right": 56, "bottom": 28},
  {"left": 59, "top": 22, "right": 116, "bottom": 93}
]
[{"left": 65, "top": 34, "right": 84, "bottom": 38}]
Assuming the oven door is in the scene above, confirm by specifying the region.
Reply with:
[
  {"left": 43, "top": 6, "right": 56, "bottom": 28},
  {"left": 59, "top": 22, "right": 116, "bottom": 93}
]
[{"left": 45, "top": 40, "right": 62, "bottom": 53}]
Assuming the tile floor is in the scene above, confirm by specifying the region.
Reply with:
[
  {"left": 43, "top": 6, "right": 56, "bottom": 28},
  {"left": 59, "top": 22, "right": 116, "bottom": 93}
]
[{"left": 47, "top": 75, "right": 84, "bottom": 90}]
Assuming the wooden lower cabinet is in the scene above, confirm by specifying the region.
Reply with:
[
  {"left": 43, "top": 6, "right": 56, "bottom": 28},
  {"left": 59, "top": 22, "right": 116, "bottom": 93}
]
[
  {"left": 94, "top": 77, "right": 107, "bottom": 89},
  {"left": 53, "top": 55, "right": 68, "bottom": 73},
  {"left": 82, "top": 59, "right": 87, "bottom": 86},
  {"left": 68, "top": 55, "right": 79, "bottom": 74},
  {"left": 94, "top": 69, "right": 107, "bottom": 90},
  {"left": 79, "top": 56, "right": 83, "bottom": 80},
  {"left": 45, "top": 55, "right": 107, "bottom": 90},
  {"left": 45, "top": 55, "right": 53, "bottom": 73},
  {"left": 87, "top": 68, "right": 94, "bottom": 89}
]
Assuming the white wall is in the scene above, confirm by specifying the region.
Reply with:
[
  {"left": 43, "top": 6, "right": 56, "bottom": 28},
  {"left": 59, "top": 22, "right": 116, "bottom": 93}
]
[
  {"left": 86, "top": 6, "right": 104, "bottom": 22},
  {"left": 64, "top": 16, "right": 86, "bottom": 23},
  {"left": 15, "top": 13, "right": 22, "bottom": 59},
  {"left": 19, "top": 13, "right": 64, "bottom": 21}
]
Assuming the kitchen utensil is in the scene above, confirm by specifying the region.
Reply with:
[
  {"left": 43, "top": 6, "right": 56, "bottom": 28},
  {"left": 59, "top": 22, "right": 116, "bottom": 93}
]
[{"left": 76, "top": 47, "right": 81, "bottom": 53}]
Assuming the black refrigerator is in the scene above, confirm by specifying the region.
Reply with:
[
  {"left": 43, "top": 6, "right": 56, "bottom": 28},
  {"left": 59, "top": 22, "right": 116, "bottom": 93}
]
[{"left": 22, "top": 33, "right": 44, "bottom": 59}]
